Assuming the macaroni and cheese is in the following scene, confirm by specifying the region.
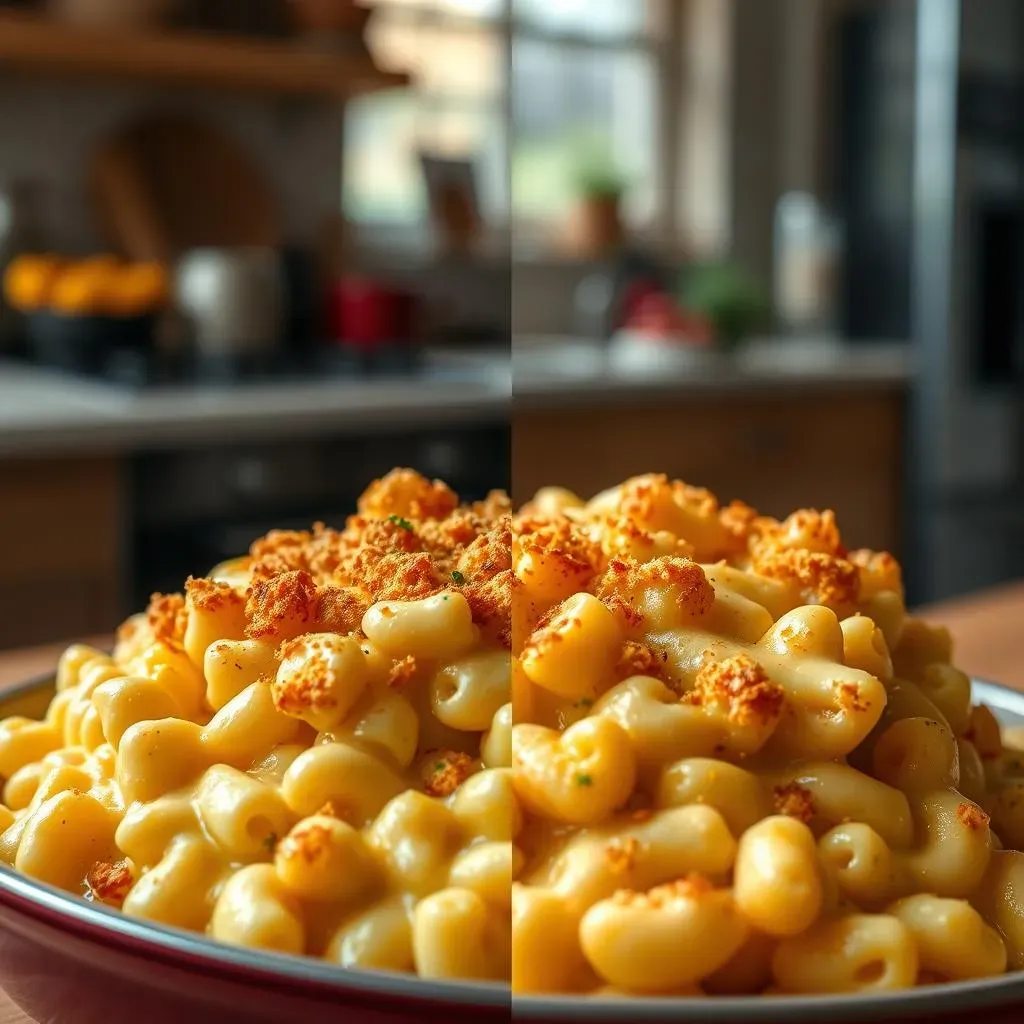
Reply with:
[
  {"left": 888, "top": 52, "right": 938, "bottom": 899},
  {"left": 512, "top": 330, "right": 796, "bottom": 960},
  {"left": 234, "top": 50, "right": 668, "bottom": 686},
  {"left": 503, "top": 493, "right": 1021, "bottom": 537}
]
[
  {"left": 511, "top": 474, "right": 1024, "bottom": 997},
  {"left": 3, "top": 466, "right": 1023, "bottom": 999},
  {"left": 0, "top": 469, "right": 512, "bottom": 982}
]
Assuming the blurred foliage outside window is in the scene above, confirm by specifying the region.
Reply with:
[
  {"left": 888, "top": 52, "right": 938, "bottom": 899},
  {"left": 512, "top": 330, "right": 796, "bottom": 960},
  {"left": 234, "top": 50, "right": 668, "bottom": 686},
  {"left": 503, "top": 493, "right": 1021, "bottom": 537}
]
[{"left": 344, "top": 0, "right": 730, "bottom": 255}]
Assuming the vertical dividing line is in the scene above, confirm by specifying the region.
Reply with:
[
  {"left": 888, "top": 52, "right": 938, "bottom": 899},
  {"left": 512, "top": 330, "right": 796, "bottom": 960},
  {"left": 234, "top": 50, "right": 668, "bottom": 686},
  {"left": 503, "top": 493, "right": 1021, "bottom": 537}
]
[
  {"left": 657, "top": 0, "right": 682, "bottom": 242},
  {"left": 908, "top": 0, "right": 961, "bottom": 603}
]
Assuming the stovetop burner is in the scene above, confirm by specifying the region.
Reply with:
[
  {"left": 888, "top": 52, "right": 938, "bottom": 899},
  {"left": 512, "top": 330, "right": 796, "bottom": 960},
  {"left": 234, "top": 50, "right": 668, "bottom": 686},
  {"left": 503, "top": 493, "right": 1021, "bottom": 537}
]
[{"left": 25, "top": 343, "right": 424, "bottom": 390}]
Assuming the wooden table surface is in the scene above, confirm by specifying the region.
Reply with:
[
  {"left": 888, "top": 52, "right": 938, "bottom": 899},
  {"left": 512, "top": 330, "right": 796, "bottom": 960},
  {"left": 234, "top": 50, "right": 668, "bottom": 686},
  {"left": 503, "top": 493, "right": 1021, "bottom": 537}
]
[{"left": 0, "top": 581, "right": 1020, "bottom": 1022}]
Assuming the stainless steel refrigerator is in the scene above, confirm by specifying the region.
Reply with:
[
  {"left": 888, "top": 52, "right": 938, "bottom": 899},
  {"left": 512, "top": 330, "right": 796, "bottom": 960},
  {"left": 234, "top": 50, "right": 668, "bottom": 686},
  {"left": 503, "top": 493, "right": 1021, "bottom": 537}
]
[{"left": 909, "top": 0, "right": 1024, "bottom": 603}]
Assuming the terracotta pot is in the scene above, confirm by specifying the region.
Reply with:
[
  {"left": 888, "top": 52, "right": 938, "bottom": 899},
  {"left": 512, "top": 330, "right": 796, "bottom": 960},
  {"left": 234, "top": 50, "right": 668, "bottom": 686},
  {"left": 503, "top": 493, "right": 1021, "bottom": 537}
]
[
  {"left": 47, "top": 0, "right": 178, "bottom": 29},
  {"left": 562, "top": 193, "right": 625, "bottom": 259},
  {"left": 288, "top": 0, "right": 370, "bottom": 34}
]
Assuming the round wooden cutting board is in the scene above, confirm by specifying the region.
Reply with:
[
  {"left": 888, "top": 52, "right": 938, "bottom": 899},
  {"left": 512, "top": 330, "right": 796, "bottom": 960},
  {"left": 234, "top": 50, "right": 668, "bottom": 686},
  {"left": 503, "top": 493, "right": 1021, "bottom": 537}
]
[{"left": 88, "top": 111, "right": 281, "bottom": 263}]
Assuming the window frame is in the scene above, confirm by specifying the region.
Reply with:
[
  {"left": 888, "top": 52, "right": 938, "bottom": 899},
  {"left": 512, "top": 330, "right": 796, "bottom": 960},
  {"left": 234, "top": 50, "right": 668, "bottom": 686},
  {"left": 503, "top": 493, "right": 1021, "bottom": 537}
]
[{"left": 345, "top": 0, "right": 726, "bottom": 263}]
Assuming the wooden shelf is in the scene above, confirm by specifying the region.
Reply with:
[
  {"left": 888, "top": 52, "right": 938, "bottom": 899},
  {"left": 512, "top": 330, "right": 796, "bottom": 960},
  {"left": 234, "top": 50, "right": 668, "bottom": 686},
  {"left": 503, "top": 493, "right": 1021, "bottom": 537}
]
[{"left": 0, "top": 11, "right": 409, "bottom": 98}]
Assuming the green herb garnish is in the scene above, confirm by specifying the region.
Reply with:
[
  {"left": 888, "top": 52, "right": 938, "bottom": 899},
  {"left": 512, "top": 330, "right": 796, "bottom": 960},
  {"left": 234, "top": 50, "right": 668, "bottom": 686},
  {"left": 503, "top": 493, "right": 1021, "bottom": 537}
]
[
  {"left": 575, "top": 773, "right": 593, "bottom": 787},
  {"left": 434, "top": 761, "right": 446, "bottom": 771},
  {"left": 387, "top": 514, "right": 414, "bottom": 531},
  {"left": 451, "top": 570, "right": 466, "bottom": 585}
]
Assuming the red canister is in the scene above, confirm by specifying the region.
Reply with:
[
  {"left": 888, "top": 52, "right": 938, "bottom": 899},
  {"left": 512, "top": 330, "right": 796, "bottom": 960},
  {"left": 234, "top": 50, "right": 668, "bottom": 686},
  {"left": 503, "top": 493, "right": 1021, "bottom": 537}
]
[{"left": 329, "top": 277, "right": 418, "bottom": 351}]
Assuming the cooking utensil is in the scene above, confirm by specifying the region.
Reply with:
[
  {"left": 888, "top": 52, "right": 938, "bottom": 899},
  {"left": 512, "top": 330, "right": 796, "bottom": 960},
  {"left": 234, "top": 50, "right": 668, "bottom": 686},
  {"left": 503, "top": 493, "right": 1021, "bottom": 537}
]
[
  {"left": 175, "top": 247, "right": 284, "bottom": 359},
  {"left": 89, "top": 113, "right": 281, "bottom": 265}
]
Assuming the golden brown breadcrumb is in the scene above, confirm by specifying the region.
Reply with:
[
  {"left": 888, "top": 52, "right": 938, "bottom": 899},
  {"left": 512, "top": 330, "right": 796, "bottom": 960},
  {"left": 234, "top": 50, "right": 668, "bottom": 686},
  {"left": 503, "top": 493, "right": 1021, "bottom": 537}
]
[
  {"left": 753, "top": 548, "right": 860, "bottom": 608},
  {"left": 185, "top": 576, "right": 244, "bottom": 613},
  {"left": 357, "top": 469, "right": 460, "bottom": 521},
  {"left": 86, "top": 859, "right": 134, "bottom": 906},
  {"left": 235, "top": 473, "right": 511, "bottom": 648},
  {"left": 245, "top": 570, "right": 318, "bottom": 640},
  {"left": 278, "top": 821, "right": 333, "bottom": 864},
  {"left": 773, "top": 782, "right": 815, "bottom": 824},
  {"left": 835, "top": 680, "right": 870, "bottom": 714},
  {"left": 422, "top": 750, "right": 477, "bottom": 797},
  {"left": 615, "top": 640, "right": 665, "bottom": 682},
  {"left": 605, "top": 836, "right": 640, "bottom": 873},
  {"left": 611, "top": 873, "right": 714, "bottom": 909},
  {"left": 387, "top": 655, "right": 418, "bottom": 690},
  {"left": 271, "top": 636, "right": 338, "bottom": 714},
  {"left": 682, "top": 653, "right": 785, "bottom": 727},
  {"left": 145, "top": 592, "right": 187, "bottom": 644},
  {"left": 754, "top": 509, "right": 847, "bottom": 559},
  {"left": 956, "top": 801, "right": 990, "bottom": 831},
  {"left": 593, "top": 556, "right": 716, "bottom": 619}
]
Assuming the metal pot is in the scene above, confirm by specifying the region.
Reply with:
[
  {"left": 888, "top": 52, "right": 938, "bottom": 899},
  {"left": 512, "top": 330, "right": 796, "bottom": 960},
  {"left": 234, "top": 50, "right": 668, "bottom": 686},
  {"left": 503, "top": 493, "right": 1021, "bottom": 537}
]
[{"left": 175, "top": 247, "right": 284, "bottom": 359}]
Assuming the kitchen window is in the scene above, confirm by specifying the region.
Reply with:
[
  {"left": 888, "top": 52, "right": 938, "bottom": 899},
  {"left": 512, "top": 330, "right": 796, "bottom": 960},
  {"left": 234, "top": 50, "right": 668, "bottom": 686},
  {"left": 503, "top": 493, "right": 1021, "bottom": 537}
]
[{"left": 343, "top": 0, "right": 731, "bottom": 258}]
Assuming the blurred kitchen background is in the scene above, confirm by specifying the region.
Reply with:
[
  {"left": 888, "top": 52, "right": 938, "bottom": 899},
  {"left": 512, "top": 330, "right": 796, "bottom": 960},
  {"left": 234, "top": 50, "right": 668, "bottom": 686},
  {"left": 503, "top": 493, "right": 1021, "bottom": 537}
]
[{"left": 0, "top": 0, "right": 1020, "bottom": 649}]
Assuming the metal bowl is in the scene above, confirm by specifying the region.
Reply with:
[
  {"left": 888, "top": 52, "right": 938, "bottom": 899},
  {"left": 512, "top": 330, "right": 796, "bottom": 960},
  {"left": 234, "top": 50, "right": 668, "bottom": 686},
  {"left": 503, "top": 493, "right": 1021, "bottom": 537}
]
[{"left": 2, "top": 674, "right": 1024, "bottom": 1023}]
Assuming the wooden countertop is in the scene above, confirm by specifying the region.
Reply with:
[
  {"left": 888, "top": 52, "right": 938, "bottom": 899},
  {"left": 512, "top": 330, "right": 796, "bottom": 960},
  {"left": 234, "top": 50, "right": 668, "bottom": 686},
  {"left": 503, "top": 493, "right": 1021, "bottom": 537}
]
[{"left": 0, "top": 579, "right": 1019, "bottom": 1023}]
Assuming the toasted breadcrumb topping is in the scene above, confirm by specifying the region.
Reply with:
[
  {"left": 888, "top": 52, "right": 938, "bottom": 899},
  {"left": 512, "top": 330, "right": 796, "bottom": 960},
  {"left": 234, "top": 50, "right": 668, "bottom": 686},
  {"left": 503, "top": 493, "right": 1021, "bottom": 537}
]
[
  {"left": 278, "top": 821, "right": 333, "bottom": 864},
  {"left": 956, "top": 801, "right": 990, "bottom": 831},
  {"left": 145, "top": 592, "right": 187, "bottom": 644},
  {"left": 185, "top": 576, "right": 244, "bottom": 613},
  {"left": 245, "top": 570, "right": 318, "bottom": 640},
  {"left": 224, "top": 470, "right": 510, "bottom": 648},
  {"left": 593, "top": 556, "right": 716, "bottom": 618},
  {"left": 682, "top": 654, "right": 785, "bottom": 727},
  {"left": 605, "top": 836, "right": 640, "bottom": 873},
  {"left": 86, "top": 859, "right": 134, "bottom": 906},
  {"left": 834, "top": 680, "right": 870, "bottom": 714},
  {"left": 754, "top": 509, "right": 847, "bottom": 559},
  {"left": 752, "top": 549, "right": 860, "bottom": 607},
  {"left": 615, "top": 640, "right": 665, "bottom": 682},
  {"left": 611, "top": 873, "right": 714, "bottom": 909},
  {"left": 271, "top": 637, "right": 342, "bottom": 713},
  {"left": 773, "top": 782, "right": 816, "bottom": 824},
  {"left": 387, "top": 655, "right": 418, "bottom": 689},
  {"left": 422, "top": 750, "right": 477, "bottom": 797}
]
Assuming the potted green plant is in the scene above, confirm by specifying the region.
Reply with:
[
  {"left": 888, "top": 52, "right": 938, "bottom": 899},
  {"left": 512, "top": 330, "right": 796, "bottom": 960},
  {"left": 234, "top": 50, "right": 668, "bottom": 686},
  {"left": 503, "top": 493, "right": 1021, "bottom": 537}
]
[
  {"left": 679, "top": 260, "right": 771, "bottom": 349},
  {"left": 563, "top": 162, "right": 628, "bottom": 259}
]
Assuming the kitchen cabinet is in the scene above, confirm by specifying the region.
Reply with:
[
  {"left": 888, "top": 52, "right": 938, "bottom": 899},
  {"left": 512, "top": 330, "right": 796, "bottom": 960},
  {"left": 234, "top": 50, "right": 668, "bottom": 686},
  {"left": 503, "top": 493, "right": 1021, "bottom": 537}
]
[
  {"left": 512, "top": 390, "right": 906, "bottom": 555},
  {"left": 0, "top": 457, "right": 123, "bottom": 650}
]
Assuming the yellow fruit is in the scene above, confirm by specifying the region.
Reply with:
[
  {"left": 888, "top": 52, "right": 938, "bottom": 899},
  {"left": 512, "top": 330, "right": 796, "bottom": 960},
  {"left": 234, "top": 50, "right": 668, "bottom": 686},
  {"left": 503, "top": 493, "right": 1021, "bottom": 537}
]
[
  {"left": 3, "top": 254, "right": 65, "bottom": 312},
  {"left": 107, "top": 262, "right": 170, "bottom": 318},
  {"left": 51, "top": 270, "right": 102, "bottom": 316},
  {"left": 50, "top": 256, "right": 127, "bottom": 316}
]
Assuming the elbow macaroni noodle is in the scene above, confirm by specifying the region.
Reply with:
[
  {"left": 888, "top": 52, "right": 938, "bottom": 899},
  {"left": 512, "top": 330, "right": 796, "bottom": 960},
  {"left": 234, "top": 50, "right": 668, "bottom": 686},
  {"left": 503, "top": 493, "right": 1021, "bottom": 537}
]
[
  {"left": 1, "top": 467, "right": 1023, "bottom": 998},
  {"left": 509, "top": 473, "right": 1024, "bottom": 998},
  {"left": 0, "top": 470, "right": 513, "bottom": 982}
]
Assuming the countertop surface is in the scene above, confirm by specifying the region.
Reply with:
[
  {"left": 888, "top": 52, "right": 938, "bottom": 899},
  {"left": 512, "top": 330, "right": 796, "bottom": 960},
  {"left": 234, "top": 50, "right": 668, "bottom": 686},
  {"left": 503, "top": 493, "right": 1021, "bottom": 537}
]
[
  {"left": 0, "top": 578, "right": 1018, "bottom": 1022},
  {"left": 0, "top": 338, "right": 911, "bottom": 457}
]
